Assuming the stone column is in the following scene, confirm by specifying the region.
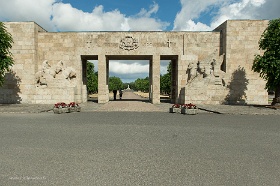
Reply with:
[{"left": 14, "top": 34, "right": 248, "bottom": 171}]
[
  {"left": 82, "top": 85, "right": 87, "bottom": 103},
  {"left": 171, "top": 58, "right": 178, "bottom": 104},
  {"left": 149, "top": 60, "right": 152, "bottom": 102},
  {"left": 81, "top": 59, "right": 88, "bottom": 103},
  {"left": 98, "top": 55, "right": 109, "bottom": 103},
  {"left": 151, "top": 55, "right": 160, "bottom": 104}
]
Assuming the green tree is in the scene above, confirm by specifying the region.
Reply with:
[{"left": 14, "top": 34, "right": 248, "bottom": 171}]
[
  {"left": 252, "top": 18, "right": 280, "bottom": 105},
  {"left": 160, "top": 62, "right": 171, "bottom": 95},
  {"left": 0, "top": 22, "right": 14, "bottom": 86},
  {"left": 109, "top": 76, "right": 123, "bottom": 91},
  {"left": 86, "top": 61, "right": 98, "bottom": 93},
  {"left": 134, "top": 77, "right": 149, "bottom": 92},
  {"left": 128, "top": 82, "right": 135, "bottom": 90}
]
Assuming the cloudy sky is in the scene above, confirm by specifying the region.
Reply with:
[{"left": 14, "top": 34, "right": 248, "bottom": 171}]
[{"left": 0, "top": 0, "right": 279, "bottom": 82}]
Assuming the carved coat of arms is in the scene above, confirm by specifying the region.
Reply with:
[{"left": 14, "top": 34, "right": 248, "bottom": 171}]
[{"left": 119, "top": 36, "right": 139, "bottom": 51}]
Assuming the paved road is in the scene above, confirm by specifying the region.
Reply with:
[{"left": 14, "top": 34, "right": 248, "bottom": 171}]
[{"left": 1, "top": 112, "right": 280, "bottom": 185}]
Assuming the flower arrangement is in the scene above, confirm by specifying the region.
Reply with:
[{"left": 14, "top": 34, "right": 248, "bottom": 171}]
[
  {"left": 170, "top": 103, "right": 198, "bottom": 115},
  {"left": 181, "top": 103, "right": 197, "bottom": 109},
  {"left": 172, "top": 104, "right": 181, "bottom": 108},
  {"left": 170, "top": 104, "right": 181, "bottom": 113},
  {"left": 69, "top": 102, "right": 78, "bottom": 107},
  {"left": 53, "top": 102, "right": 81, "bottom": 114},
  {"left": 54, "top": 102, "right": 68, "bottom": 108},
  {"left": 181, "top": 103, "right": 198, "bottom": 115},
  {"left": 68, "top": 102, "right": 81, "bottom": 112},
  {"left": 53, "top": 102, "right": 69, "bottom": 114}
]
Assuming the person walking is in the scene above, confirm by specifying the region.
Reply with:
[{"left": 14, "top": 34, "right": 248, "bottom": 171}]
[
  {"left": 113, "top": 89, "right": 117, "bottom": 100},
  {"left": 119, "top": 89, "right": 123, "bottom": 99}
]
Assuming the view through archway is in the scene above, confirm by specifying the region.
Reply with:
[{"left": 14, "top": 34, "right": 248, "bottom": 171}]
[{"left": 83, "top": 55, "right": 175, "bottom": 104}]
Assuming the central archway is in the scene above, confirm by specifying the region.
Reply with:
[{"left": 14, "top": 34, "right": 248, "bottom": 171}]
[
  {"left": 107, "top": 55, "right": 153, "bottom": 102},
  {"left": 82, "top": 55, "right": 178, "bottom": 104}
]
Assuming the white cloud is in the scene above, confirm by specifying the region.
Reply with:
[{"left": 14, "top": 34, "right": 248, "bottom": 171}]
[
  {"left": 182, "top": 20, "right": 211, "bottom": 31},
  {"left": 160, "top": 60, "right": 170, "bottom": 75},
  {"left": 52, "top": 4, "right": 128, "bottom": 31},
  {"left": 173, "top": 0, "right": 280, "bottom": 31},
  {"left": 173, "top": 0, "right": 225, "bottom": 31},
  {"left": 125, "top": 3, "right": 169, "bottom": 31},
  {"left": 0, "top": 0, "right": 168, "bottom": 31},
  {"left": 137, "top": 2, "right": 159, "bottom": 17},
  {"left": 0, "top": 0, "right": 56, "bottom": 31},
  {"left": 90, "top": 60, "right": 169, "bottom": 82},
  {"left": 127, "top": 17, "right": 169, "bottom": 31},
  {"left": 109, "top": 61, "right": 150, "bottom": 83},
  {"left": 109, "top": 61, "right": 149, "bottom": 74},
  {"left": 209, "top": 0, "right": 269, "bottom": 28}
]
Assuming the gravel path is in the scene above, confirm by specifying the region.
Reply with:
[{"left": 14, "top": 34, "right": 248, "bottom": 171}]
[{"left": 98, "top": 91, "right": 162, "bottom": 112}]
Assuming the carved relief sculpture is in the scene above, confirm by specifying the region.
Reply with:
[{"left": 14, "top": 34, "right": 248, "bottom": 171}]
[
  {"left": 35, "top": 60, "right": 76, "bottom": 87},
  {"left": 119, "top": 36, "right": 139, "bottom": 51},
  {"left": 146, "top": 39, "right": 152, "bottom": 47},
  {"left": 186, "top": 50, "right": 226, "bottom": 86},
  {"left": 187, "top": 62, "right": 197, "bottom": 82}
]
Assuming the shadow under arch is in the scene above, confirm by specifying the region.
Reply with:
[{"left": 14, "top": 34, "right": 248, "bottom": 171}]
[
  {"left": 0, "top": 71, "right": 22, "bottom": 104},
  {"left": 223, "top": 66, "right": 249, "bottom": 105}
]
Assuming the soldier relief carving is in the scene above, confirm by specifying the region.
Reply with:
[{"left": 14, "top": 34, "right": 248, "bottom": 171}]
[
  {"left": 35, "top": 60, "right": 77, "bottom": 87},
  {"left": 186, "top": 50, "right": 226, "bottom": 86},
  {"left": 119, "top": 36, "right": 139, "bottom": 51}
]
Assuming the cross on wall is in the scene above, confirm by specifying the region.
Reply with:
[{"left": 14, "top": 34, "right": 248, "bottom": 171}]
[{"left": 167, "top": 39, "right": 172, "bottom": 47}]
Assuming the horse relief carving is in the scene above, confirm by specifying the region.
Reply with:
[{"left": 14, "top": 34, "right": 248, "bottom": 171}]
[
  {"left": 186, "top": 50, "right": 226, "bottom": 86},
  {"left": 35, "top": 60, "right": 76, "bottom": 86}
]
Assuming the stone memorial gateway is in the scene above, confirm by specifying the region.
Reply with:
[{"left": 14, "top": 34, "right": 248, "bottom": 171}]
[{"left": 0, "top": 20, "right": 269, "bottom": 105}]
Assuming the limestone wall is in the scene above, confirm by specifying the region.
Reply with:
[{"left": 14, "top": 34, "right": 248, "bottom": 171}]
[
  {"left": 37, "top": 32, "right": 186, "bottom": 104},
  {"left": 177, "top": 20, "right": 269, "bottom": 105},
  {"left": 36, "top": 32, "right": 84, "bottom": 103},
  {"left": 0, "top": 22, "right": 46, "bottom": 103},
  {"left": 215, "top": 20, "right": 269, "bottom": 105},
  {"left": 178, "top": 32, "right": 223, "bottom": 104},
  {"left": 0, "top": 21, "right": 269, "bottom": 105}
]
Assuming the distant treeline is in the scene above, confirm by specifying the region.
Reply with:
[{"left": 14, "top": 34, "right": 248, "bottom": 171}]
[{"left": 87, "top": 61, "right": 171, "bottom": 95}]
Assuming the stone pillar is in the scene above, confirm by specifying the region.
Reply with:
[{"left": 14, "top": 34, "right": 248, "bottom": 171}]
[
  {"left": 81, "top": 60, "right": 88, "bottom": 103},
  {"left": 75, "top": 85, "right": 82, "bottom": 103},
  {"left": 149, "top": 60, "right": 152, "bottom": 102},
  {"left": 171, "top": 59, "right": 178, "bottom": 104},
  {"left": 76, "top": 58, "right": 86, "bottom": 103},
  {"left": 106, "top": 58, "right": 109, "bottom": 86},
  {"left": 98, "top": 55, "right": 109, "bottom": 103},
  {"left": 82, "top": 85, "right": 87, "bottom": 103},
  {"left": 151, "top": 55, "right": 160, "bottom": 104}
]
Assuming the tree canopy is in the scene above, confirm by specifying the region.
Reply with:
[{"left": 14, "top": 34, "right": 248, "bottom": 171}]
[
  {"left": 86, "top": 61, "right": 172, "bottom": 96},
  {"left": 252, "top": 18, "right": 280, "bottom": 90},
  {"left": 134, "top": 77, "right": 149, "bottom": 92},
  {"left": 160, "top": 62, "right": 171, "bottom": 95},
  {"left": 86, "top": 61, "right": 98, "bottom": 93},
  {"left": 0, "top": 22, "right": 14, "bottom": 86},
  {"left": 109, "top": 76, "right": 123, "bottom": 91},
  {"left": 252, "top": 18, "right": 280, "bottom": 104}
]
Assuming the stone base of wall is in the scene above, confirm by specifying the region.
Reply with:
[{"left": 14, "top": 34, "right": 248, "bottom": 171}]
[
  {"left": 0, "top": 89, "right": 22, "bottom": 104},
  {"left": 179, "top": 85, "right": 228, "bottom": 105},
  {"left": 179, "top": 83, "right": 268, "bottom": 105},
  {"left": 81, "top": 85, "right": 87, "bottom": 103},
  {"left": 35, "top": 86, "right": 76, "bottom": 104}
]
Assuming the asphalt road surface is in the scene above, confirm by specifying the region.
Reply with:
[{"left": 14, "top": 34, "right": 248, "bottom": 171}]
[{"left": 1, "top": 112, "right": 280, "bottom": 185}]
